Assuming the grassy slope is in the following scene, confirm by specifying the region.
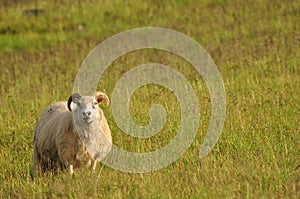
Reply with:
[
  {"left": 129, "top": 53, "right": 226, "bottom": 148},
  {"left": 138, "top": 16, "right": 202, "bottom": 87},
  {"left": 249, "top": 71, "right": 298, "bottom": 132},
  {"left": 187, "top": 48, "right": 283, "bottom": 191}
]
[{"left": 0, "top": 0, "right": 299, "bottom": 198}]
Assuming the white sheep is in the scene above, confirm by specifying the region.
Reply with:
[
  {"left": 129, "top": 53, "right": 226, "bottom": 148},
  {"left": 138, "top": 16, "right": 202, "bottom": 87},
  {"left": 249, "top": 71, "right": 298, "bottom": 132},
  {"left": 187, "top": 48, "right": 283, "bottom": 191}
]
[{"left": 32, "top": 91, "right": 112, "bottom": 176}]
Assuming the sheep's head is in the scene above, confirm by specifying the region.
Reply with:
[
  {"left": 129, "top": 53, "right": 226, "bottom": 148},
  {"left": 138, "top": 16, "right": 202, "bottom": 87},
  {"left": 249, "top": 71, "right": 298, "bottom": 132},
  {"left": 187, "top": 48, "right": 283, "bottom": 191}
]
[{"left": 67, "top": 92, "right": 109, "bottom": 124}]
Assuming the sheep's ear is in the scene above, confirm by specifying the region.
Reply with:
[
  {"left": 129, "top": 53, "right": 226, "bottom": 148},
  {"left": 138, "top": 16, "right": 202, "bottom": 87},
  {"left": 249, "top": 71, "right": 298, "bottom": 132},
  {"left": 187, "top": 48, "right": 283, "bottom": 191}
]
[
  {"left": 94, "top": 91, "right": 109, "bottom": 107},
  {"left": 67, "top": 93, "right": 81, "bottom": 111}
]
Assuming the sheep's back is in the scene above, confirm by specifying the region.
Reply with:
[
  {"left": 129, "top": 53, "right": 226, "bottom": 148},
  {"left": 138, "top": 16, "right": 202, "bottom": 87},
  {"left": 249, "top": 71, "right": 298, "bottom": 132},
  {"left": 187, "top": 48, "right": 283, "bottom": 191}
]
[
  {"left": 97, "top": 109, "right": 112, "bottom": 143},
  {"left": 34, "top": 102, "right": 74, "bottom": 161}
]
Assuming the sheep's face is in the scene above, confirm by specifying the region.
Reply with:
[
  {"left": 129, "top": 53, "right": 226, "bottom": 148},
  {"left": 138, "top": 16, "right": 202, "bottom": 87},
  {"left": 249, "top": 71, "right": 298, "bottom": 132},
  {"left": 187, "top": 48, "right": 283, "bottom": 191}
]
[
  {"left": 68, "top": 92, "right": 110, "bottom": 124},
  {"left": 73, "top": 96, "right": 99, "bottom": 124}
]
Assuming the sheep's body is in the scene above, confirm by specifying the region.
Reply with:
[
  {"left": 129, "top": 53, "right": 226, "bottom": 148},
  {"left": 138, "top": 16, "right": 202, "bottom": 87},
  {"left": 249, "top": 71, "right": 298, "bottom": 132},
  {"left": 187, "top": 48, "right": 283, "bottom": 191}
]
[{"left": 32, "top": 92, "right": 112, "bottom": 175}]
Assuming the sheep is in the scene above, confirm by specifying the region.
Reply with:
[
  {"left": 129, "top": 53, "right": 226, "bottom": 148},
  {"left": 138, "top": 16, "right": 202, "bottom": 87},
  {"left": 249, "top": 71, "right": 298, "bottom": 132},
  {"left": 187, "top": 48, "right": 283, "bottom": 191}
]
[{"left": 32, "top": 91, "right": 112, "bottom": 176}]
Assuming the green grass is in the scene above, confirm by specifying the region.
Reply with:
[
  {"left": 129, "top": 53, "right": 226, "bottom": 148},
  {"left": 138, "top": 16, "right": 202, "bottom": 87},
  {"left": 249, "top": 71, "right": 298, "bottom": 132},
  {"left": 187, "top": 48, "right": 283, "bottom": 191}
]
[{"left": 0, "top": 0, "right": 299, "bottom": 198}]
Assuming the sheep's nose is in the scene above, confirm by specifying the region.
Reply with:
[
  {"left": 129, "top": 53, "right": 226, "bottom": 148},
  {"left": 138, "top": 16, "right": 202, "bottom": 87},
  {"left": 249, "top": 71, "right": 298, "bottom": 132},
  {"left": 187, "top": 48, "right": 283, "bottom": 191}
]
[{"left": 83, "top": 111, "right": 91, "bottom": 116}]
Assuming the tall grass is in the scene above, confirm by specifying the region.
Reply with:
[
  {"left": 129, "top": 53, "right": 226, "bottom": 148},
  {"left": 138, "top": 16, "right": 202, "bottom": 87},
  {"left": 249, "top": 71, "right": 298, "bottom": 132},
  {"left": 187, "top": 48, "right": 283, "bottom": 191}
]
[{"left": 0, "top": 0, "right": 299, "bottom": 198}]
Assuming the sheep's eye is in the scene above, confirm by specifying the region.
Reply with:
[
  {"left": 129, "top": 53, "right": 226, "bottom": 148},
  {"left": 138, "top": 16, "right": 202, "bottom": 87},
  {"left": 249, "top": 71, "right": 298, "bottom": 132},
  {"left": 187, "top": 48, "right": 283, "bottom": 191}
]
[{"left": 92, "top": 105, "right": 96, "bottom": 109}]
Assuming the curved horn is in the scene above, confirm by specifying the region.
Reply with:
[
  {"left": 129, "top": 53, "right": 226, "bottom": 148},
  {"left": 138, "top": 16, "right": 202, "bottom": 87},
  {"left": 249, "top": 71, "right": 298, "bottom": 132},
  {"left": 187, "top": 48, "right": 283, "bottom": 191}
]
[
  {"left": 94, "top": 91, "right": 110, "bottom": 107},
  {"left": 67, "top": 93, "right": 81, "bottom": 111}
]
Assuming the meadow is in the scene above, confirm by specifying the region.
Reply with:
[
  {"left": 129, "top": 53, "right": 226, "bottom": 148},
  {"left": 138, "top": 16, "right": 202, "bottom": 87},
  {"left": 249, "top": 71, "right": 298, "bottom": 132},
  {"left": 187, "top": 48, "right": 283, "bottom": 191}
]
[{"left": 0, "top": 0, "right": 299, "bottom": 198}]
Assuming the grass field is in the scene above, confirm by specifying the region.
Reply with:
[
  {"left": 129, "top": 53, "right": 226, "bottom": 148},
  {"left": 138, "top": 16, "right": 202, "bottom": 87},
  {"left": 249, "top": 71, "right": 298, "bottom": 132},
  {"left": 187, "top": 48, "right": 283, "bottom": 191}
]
[{"left": 0, "top": 0, "right": 299, "bottom": 198}]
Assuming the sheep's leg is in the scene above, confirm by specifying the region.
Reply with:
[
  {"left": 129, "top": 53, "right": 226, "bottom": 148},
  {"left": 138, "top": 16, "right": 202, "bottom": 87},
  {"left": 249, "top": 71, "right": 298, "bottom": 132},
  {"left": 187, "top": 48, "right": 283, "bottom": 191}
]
[
  {"left": 31, "top": 154, "right": 39, "bottom": 179},
  {"left": 70, "top": 165, "right": 74, "bottom": 175},
  {"left": 92, "top": 160, "right": 98, "bottom": 172},
  {"left": 31, "top": 148, "right": 42, "bottom": 178}
]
